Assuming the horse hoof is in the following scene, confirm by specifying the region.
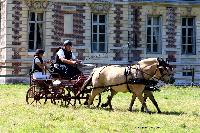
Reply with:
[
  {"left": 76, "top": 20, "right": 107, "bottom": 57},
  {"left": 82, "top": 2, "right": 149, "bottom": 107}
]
[
  {"left": 128, "top": 108, "right": 132, "bottom": 112},
  {"left": 84, "top": 101, "right": 88, "bottom": 105},
  {"left": 101, "top": 103, "right": 108, "bottom": 108}
]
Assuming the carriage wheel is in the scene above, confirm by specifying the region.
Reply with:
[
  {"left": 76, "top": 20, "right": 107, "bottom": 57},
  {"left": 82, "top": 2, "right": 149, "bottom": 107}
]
[
  {"left": 26, "top": 85, "right": 48, "bottom": 105},
  {"left": 26, "top": 85, "right": 37, "bottom": 104},
  {"left": 62, "top": 92, "right": 72, "bottom": 106},
  {"left": 50, "top": 86, "right": 65, "bottom": 105}
]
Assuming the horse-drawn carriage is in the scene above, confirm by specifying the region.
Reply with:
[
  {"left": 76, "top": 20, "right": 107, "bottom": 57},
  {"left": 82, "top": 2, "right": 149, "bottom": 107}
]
[
  {"left": 26, "top": 57, "right": 175, "bottom": 113},
  {"left": 26, "top": 63, "right": 101, "bottom": 107}
]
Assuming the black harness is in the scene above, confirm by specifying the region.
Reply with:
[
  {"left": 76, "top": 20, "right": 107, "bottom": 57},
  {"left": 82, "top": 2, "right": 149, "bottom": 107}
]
[{"left": 91, "top": 58, "right": 173, "bottom": 93}]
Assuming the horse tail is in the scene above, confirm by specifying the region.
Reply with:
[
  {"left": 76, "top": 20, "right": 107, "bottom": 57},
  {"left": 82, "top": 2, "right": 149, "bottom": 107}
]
[{"left": 76, "top": 74, "right": 93, "bottom": 96}]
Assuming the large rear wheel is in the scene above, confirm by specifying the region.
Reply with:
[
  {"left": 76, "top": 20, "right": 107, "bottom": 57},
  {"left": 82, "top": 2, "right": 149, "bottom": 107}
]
[{"left": 26, "top": 85, "right": 48, "bottom": 105}]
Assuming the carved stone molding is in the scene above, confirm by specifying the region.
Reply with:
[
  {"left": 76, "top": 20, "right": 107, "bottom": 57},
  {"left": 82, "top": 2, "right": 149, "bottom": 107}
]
[
  {"left": 89, "top": 2, "right": 112, "bottom": 13},
  {"left": 23, "top": 0, "right": 53, "bottom": 10},
  {"left": 186, "top": 6, "right": 192, "bottom": 16}
]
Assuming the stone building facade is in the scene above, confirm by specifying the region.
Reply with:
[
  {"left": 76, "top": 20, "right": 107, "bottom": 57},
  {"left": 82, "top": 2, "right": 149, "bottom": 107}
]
[{"left": 0, "top": 0, "right": 200, "bottom": 85}]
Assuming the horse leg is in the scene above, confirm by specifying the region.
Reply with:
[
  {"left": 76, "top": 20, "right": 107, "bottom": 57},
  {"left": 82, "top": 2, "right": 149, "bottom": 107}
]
[
  {"left": 88, "top": 88, "right": 104, "bottom": 108},
  {"left": 141, "top": 91, "right": 148, "bottom": 112},
  {"left": 148, "top": 91, "right": 161, "bottom": 113},
  {"left": 101, "top": 89, "right": 117, "bottom": 110},
  {"left": 128, "top": 93, "right": 137, "bottom": 111},
  {"left": 136, "top": 93, "right": 149, "bottom": 113}
]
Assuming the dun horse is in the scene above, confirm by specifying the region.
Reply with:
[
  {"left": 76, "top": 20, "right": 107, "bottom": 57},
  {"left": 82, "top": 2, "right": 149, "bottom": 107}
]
[{"left": 81, "top": 58, "right": 174, "bottom": 113}]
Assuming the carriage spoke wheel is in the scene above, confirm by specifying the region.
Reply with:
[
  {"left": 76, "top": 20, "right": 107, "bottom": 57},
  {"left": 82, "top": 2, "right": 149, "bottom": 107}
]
[
  {"left": 62, "top": 92, "right": 72, "bottom": 107},
  {"left": 26, "top": 85, "right": 48, "bottom": 105},
  {"left": 50, "top": 87, "right": 65, "bottom": 105},
  {"left": 26, "top": 85, "right": 36, "bottom": 104}
]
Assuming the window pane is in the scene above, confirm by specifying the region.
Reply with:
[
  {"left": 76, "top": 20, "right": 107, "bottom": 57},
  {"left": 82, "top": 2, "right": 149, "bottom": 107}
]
[
  {"left": 153, "top": 27, "right": 159, "bottom": 36},
  {"left": 153, "top": 44, "right": 158, "bottom": 52},
  {"left": 93, "top": 25, "right": 97, "bottom": 33},
  {"left": 93, "top": 14, "right": 97, "bottom": 23},
  {"left": 182, "top": 45, "right": 186, "bottom": 53},
  {"left": 99, "top": 43, "right": 105, "bottom": 52},
  {"left": 29, "top": 12, "right": 35, "bottom": 21},
  {"left": 188, "top": 45, "right": 193, "bottom": 53},
  {"left": 29, "top": 41, "right": 34, "bottom": 50},
  {"left": 92, "top": 43, "right": 97, "bottom": 51},
  {"left": 147, "top": 27, "right": 151, "bottom": 35},
  {"left": 99, "top": 34, "right": 105, "bottom": 42},
  {"left": 99, "top": 15, "right": 105, "bottom": 23},
  {"left": 93, "top": 34, "right": 97, "bottom": 42},
  {"left": 147, "top": 36, "right": 151, "bottom": 43},
  {"left": 153, "top": 17, "right": 160, "bottom": 25},
  {"left": 29, "top": 31, "right": 34, "bottom": 41},
  {"left": 188, "top": 37, "right": 192, "bottom": 44},
  {"left": 29, "top": 23, "right": 35, "bottom": 50},
  {"left": 182, "top": 18, "right": 186, "bottom": 26},
  {"left": 147, "top": 44, "right": 151, "bottom": 52},
  {"left": 29, "top": 23, "right": 35, "bottom": 32},
  {"left": 182, "top": 37, "right": 186, "bottom": 44},
  {"left": 36, "top": 23, "right": 43, "bottom": 49},
  {"left": 153, "top": 36, "right": 159, "bottom": 43},
  {"left": 37, "top": 13, "right": 43, "bottom": 21},
  {"left": 188, "top": 18, "right": 194, "bottom": 26},
  {"left": 99, "top": 25, "right": 105, "bottom": 33},
  {"left": 147, "top": 17, "right": 151, "bottom": 25},
  {"left": 188, "top": 28, "right": 193, "bottom": 36},
  {"left": 182, "top": 28, "right": 186, "bottom": 36}
]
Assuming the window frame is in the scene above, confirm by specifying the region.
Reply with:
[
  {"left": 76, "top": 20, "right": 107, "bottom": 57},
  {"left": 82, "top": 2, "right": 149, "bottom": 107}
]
[
  {"left": 28, "top": 11, "right": 45, "bottom": 52},
  {"left": 181, "top": 17, "right": 196, "bottom": 55},
  {"left": 146, "top": 15, "right": 162, "bottom": 54},
  {"left": 182, "top": 70, "right": 192, "bottom": 76},
  {"left": 91, "top": 13, "right": 108, "bottom": 53}
]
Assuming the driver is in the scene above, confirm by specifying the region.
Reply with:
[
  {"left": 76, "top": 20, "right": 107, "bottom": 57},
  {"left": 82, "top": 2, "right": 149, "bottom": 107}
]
[{"left": 54, "top": 40, "right": 82, "bottom": 79}]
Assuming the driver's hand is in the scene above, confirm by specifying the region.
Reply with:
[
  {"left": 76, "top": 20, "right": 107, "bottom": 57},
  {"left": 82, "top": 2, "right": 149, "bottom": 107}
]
[
  {"left": 76, "top": 60, "right": 82, "bottom": 64},
  {"left": 71, "top": 60, "right": 77, "bottom": 64}
]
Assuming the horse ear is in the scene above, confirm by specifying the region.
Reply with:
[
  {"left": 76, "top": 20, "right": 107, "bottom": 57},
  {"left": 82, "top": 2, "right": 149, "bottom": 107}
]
[
  {"left": 157, "top": 57, "right": 161, "bottom": 62},
  {"left": 157, "top": 57, "right": 163, "bottom": 65}
]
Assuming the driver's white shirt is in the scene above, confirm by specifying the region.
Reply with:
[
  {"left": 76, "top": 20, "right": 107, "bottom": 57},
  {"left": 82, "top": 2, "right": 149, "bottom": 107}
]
[{"left": 56, "top": 49, "right": 76, "bottom": 60}]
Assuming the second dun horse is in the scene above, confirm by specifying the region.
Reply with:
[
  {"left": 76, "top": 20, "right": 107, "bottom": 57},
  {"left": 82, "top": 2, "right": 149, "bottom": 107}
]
[{"left": 81, "top": 58, "right": 175, "bottom": 113}]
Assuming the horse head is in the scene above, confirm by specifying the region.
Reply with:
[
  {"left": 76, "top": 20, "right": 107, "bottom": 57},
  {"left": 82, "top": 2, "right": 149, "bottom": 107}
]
[
  {"left": 136, "top": 57, "right": 175, "bottom": 84},
  {"left": 155, "top": 57, "right": 175, "bottom": 84}
]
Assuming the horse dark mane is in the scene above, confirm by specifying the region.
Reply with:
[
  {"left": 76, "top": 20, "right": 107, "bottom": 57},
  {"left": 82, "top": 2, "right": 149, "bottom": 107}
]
[{"left": 157, "top": 57, "right": 173, "bottom": 70}]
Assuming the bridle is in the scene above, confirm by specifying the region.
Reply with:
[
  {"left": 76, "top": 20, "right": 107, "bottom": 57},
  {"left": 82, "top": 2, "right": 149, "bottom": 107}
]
[{"left": 130, "top": 59, "right": 173, "bottom": 82}]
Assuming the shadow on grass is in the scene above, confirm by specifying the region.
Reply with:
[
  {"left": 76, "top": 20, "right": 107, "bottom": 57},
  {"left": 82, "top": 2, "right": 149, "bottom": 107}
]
[
  {"left": 58, "top": 103, "right": 186, "bottom": 116},
  {"left": 150, "top": 110, "right": 185, "bottom": 116},
  {"left": 86, "top": 106, "right": 186, "bottom": 116}
]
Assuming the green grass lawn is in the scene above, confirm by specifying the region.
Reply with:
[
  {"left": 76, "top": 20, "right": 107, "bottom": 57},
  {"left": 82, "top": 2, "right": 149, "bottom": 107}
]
[{"left": 0, "top": 84, "right": 200, "bottom": 132}]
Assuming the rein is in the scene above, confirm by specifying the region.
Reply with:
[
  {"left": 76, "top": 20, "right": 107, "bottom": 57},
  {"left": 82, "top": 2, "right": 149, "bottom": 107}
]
[{"left": 90, "top": 60, "right": 171, "bottom": 92}]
